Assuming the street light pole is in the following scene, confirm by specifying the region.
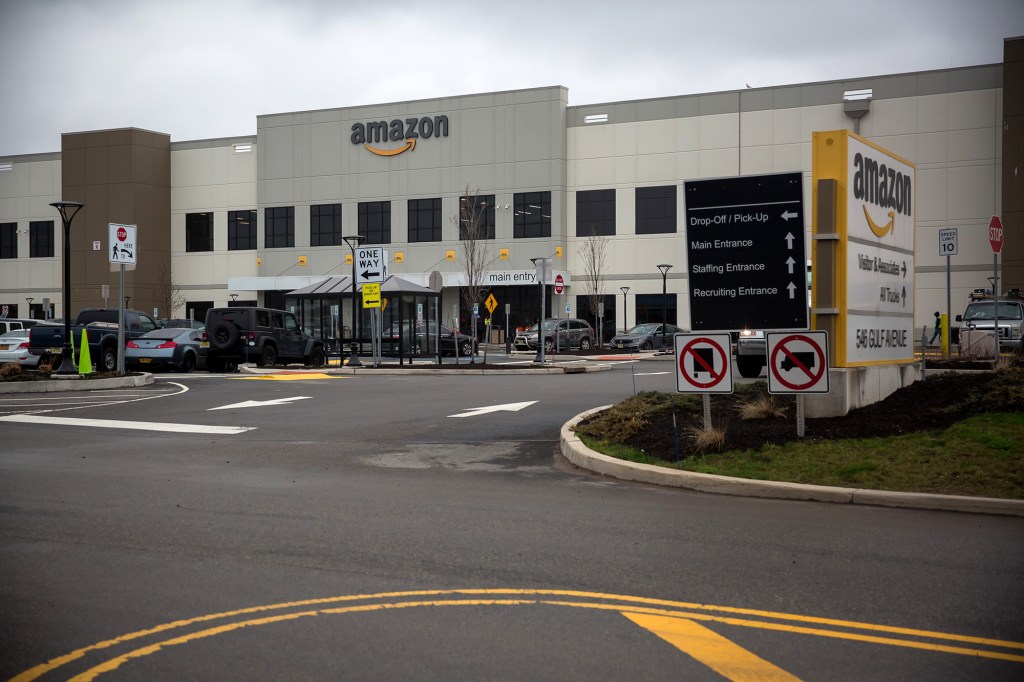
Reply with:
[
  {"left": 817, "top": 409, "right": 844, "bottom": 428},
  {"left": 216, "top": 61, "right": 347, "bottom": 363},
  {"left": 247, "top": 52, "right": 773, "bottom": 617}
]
[
  {"left": 657, "top": 264, "right": 673, "bottom": 348},
  {"left": 619, "top": 286, "right": 630, "bottom": 333},
  {"left": 343, "top": 234, "right": 366, "bottom": 367},
  {"left": 25, "top": 297, "right": 33, "bottom": 319},
  {"left": 530, "top": 257, "right": 550, "bottom": 364},
  {"left": 49, "top": 201, "right": 84, "bottom": 375}
]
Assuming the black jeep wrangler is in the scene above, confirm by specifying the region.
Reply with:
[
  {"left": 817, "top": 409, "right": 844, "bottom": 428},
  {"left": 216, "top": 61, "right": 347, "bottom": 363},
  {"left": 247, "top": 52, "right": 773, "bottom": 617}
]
[{"left": 203, "top": 307, "right": 326, "bottom": 372}]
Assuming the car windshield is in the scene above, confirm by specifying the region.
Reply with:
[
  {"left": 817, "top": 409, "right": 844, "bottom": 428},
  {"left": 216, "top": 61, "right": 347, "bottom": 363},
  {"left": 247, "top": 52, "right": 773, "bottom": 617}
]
[
  {"left": 964, "top": 302, "right": 1023, "bottom": 320},
  {"left": 626, "top": 324, "right": 660, "bottom": 334},
  {"left": 541, "top": 320, "right": 559, "bottom": 331}
]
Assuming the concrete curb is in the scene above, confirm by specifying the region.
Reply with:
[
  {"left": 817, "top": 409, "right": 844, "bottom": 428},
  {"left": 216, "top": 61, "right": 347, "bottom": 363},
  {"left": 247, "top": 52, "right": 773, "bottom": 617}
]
[
  {"left": 561, "top": 406, "right": 1024, "bottom": 517},
  {"left": 0, "top": 372, "right": 155, "bottom": 393}
]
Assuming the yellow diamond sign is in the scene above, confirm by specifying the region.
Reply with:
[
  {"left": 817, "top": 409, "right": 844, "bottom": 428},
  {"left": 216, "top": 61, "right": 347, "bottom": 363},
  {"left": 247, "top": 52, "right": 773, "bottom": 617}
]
[{"left": 485, "top": 293, "right": 498, "bottom": 315}]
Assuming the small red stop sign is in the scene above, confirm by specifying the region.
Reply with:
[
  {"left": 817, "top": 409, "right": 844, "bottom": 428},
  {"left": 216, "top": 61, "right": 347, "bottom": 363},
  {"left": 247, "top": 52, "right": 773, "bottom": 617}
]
[
  {"left": 554, "top": 274, "right": 564, "bottom": 295},
  {"left": 117, "top": 227, "right": 128, "bottom": 241}
]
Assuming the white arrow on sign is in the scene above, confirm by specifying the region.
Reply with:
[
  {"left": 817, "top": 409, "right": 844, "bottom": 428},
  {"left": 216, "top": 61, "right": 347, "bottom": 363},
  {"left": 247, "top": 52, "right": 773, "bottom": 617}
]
[
  {"left": 447, "top": 400, "right": 537, "bottom": 418},
  {"left": 209, "top": 396, "right": 312, "bottom": 411},
  {"left": 785, "top": 232, "right": 795, "bottom": 249},
  {"left": 781, "top": 210, "right": 798, "bottom": 221},
  {"left": 786, "top": 256, "right": 796, "bottom": 274},
  {"left": 787, "top": 282, "right": 797, "bottom": 299}
]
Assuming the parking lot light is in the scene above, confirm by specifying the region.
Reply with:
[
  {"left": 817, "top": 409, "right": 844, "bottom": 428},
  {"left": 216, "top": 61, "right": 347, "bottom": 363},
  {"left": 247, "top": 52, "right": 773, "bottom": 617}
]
[
  {"left": 49, "top": 201, "right": 84, "bottom": 375},
  {"left": 657, "top": 264, "right": 672, "bottom": 348}
]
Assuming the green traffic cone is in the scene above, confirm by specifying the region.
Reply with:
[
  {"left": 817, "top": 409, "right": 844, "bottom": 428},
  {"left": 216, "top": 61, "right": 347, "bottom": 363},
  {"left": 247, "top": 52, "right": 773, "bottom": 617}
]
[{"left": 78, "top": 328, "right": 93, "bottom": 375}]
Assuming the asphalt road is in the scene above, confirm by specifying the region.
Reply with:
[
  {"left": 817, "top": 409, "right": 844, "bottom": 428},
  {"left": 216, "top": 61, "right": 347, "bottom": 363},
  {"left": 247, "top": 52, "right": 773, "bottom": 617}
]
[{"left": 1, "top": 359, "right": 1022, "bottom": 680}]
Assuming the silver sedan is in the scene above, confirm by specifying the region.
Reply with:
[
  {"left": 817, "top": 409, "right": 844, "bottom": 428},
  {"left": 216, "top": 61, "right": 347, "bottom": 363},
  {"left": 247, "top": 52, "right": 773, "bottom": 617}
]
[
  {"left": 0, "top": 329, "right": 40, "bottom": 367},
  {"left": 608, "top": 323, "right": 681, "bottom": 351},
  {"left": 125, "top": 328, "right": 207, "bottom": 373}
]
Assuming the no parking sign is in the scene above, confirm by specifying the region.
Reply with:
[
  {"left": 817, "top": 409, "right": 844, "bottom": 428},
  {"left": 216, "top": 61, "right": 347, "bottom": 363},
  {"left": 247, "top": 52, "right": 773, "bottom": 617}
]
[{"left": 766, "top": 331, "right": 830, "bottom": 394}]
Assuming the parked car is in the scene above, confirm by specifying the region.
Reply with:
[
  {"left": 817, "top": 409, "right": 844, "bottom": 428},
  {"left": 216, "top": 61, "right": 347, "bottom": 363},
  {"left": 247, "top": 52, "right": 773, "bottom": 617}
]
[
  {"left": 158, "top": 318, "right": 205, "bottom": 330},
  {"left": 0, "top": 329, "right": 40, "bottom": 367},
  {"left": 609, "top": 323, "right": 682, "bottom": 351},
  {"left": 203, "top": 306, "right": 326, "bottom": 371},
  {"left": 513, "top": 318, "right": 595, "bottom": 353},
  {"left": 735, "top": 328, "right": 767, "bottom": 377},
  {"left": 125, "top": 327, "right": 207, "bottom": 373},
  {"left": 0, "top": 318, "right": 40, "bottom": 335},
  {"left": 27, "top": 309, "right": 159, "bottom": 372},
  {"left": 387, "top": 321, "right": 476, "bottom": 357}
]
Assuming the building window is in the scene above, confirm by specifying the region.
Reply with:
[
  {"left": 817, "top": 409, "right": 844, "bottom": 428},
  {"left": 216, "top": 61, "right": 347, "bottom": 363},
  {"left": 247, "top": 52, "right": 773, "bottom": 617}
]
[
  {"left": 358, "top": 201, "right": 391, "bottom": 244},
  {"left": 185, "top": 212, "right": 214, "bottom": 252},
  {"left": 635, "top": 186, "right": 676, "bottom": 234},
  {"left": 310, "top": 204, "right": 342, "bottom": 247},
  {"left": 265, "top": 206, "right": 295, "bottom": 248},
  {"left": 576, "top": 189, "right": 615, "bottom": 236},
  {"left": 29, "top": 220, "right": 54, "bottom": 258},
  {"left": 635, "top": 293, "right": 677, "bottom": 326},
  {"left": 459, "top": 194, "right": 496, "bottom": 240},
  {"left": 0, "top": 223, "right": 16, "bottom": 259},
  {"left": 228, "top": 210, "right": 257, "bottom": 250},
  {"left": 408, "top": 198, "right": 442, "bottom": 243},
  {"left": 514, "top": 191, "right": 551, "bottom": 238}
]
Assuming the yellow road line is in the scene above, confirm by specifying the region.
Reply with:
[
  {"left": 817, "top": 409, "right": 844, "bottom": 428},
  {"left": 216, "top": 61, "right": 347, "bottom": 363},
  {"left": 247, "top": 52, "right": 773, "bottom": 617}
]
[
  {"left": 623, "top": 613, "right": 801, "bottom": 681},
  {"left": 14, "top": 589, "right": 1023, "bottom": 681}
]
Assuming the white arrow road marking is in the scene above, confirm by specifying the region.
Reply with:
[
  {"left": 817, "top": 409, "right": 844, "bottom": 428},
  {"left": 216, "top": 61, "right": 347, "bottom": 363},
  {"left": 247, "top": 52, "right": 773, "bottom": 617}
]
[
  {"left": 209, "top": 396, "right": 313, "bottom": 411},
  {"left": 0, "top": 414, "right": 253, "bottom": 434},
  {"left": 448, "top": 400, "right": 537, "bottom": 418}
]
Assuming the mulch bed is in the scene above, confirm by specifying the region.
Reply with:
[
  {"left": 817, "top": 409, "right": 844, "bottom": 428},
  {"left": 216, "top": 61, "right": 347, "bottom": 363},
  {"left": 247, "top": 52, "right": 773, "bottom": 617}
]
[{"left": 622, "top": 370, "right": 1022, "bottom": 456}]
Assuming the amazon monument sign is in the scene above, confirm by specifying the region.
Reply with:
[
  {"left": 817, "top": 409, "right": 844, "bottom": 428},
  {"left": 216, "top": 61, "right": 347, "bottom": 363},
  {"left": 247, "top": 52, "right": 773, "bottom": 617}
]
[{"left": 813, "top": 130, "right": 916, "bottom": 366}]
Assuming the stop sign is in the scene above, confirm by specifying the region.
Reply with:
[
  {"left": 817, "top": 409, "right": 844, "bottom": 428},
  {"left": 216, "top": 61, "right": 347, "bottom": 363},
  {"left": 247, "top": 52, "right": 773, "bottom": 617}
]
[
  {"left": 117, "top": 227, "right": 127, "bottom": 241},
  {"left": 554, "top": 274, "right": 564, "bottom": 295},
  {"left": 989, "top": 215, "right": 1004, "bottom": 253}
]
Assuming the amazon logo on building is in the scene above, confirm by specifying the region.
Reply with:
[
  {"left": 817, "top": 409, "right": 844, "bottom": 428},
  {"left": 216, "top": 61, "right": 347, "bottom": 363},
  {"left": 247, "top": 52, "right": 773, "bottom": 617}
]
[
  {"left": 852, "top": 151, "right": 912, "bottom": 238},
  {"left": 351, "top": 115, "right": 449, "bottom": 157}
]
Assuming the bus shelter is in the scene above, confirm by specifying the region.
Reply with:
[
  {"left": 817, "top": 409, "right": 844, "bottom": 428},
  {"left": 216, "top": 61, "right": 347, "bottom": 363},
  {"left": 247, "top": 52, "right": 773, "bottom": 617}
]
[{"left": 286, "top": 275, "right": 440, "bottom": 363}]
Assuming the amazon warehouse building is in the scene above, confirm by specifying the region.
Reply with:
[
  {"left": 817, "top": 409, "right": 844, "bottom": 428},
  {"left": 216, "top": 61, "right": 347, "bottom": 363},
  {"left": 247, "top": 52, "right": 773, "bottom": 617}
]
[{"left": 1, "top": 37, "right": 1022, "bottom": 360}]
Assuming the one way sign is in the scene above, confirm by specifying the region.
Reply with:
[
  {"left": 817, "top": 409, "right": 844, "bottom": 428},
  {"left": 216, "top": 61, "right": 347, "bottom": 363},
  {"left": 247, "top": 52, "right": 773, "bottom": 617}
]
[{"left": 355, "top": 246, "right": 389, "bottom": 284}]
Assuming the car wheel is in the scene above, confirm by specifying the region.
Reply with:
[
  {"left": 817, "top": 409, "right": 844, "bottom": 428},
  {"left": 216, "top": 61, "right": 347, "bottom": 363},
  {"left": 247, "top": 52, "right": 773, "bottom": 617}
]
[
  {"left": 544, "top": 338, "right": 554, "bottom": 353},
  {"left": 459, "top": 340, "right": 473, "bottom": 357},
  {"left": 412, "top": 342, "right": 423, "bottom": 356},
  {"left": 259, "top": 345, "right": 277, "bottom": 368},
  {"left": 580, "top": 338, "right": 592, "bottom": 351},
  {"left": 100, "top": 345, "right": 117, "bottom": 372},
  {"left": 177, "top": 352, "right": 196, "bottom": 373},
  {"left": 737, "top": 355, "right": 765, "bottom": 378},
  {"left": 223, "top": 360, "right": 239, "bottom": 373},
  {"left": 307, "top": 346, "right": 325, "bottom": 367},
  {"left": 210, "top": 322, "right": 238, "bottom": 350},
  {"left": 641, "top": 339, "right": 654, "bottom": 351}
]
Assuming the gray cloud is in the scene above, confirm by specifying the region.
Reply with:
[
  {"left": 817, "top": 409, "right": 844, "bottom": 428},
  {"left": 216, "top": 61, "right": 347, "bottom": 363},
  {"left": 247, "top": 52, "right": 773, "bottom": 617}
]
[{"left": 1, "top": 0, "right": 1022, "bottom": 155}]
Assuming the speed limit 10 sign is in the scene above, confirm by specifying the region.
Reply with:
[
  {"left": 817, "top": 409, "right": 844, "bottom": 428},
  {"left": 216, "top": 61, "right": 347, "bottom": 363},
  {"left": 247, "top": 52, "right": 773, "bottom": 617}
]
[{"left": 938, "top": 228, "right": 958, "bottom": 257}]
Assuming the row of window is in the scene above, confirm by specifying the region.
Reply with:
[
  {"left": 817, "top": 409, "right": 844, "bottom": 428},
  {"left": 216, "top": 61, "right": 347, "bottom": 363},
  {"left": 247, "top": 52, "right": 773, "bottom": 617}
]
[
  {"left": 576, "top": 186, "right": 676, "bottom": 237},
  {"left": 0, "top": 221, "right": 54, "bottom": 259},
  {"left": 186, "top": 195, "right": 508, "bottom": 252}
]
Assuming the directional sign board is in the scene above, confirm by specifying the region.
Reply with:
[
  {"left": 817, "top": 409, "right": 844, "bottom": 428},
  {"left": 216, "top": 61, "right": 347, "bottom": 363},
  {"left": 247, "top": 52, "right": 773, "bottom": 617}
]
[
  {"left": 355, "top": 246, "right": 389, "bottom": 284},
  {"left": 684, "top": 172, "right": 807, "bottom": 331},
  {"left": 674, "top": 333, "right": 734, "bottom": 394},
  {"left": 362, "top": 282, "right": 381, "bottom": 308},
  {"left": 766, "top": 331, "right": 829, "bottom": 394},
  {"left": 108, "top": 223, "right": 137, "bottom": 265}
]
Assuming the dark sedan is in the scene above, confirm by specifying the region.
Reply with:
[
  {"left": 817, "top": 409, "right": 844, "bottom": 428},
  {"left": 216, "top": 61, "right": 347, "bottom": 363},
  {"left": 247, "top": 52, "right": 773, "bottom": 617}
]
[
  {"left": 609, "top": 323, "right": 682, "bottom": 351},
  {"left": 125, "top": 328, "right": 207, "bottom": 372}
]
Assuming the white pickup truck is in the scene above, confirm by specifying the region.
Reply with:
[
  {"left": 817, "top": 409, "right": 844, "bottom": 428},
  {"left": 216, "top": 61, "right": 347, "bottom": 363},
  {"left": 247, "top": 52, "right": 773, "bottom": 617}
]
[{"left": 955, "top": 289, "right": 1023, "bottom": 350}]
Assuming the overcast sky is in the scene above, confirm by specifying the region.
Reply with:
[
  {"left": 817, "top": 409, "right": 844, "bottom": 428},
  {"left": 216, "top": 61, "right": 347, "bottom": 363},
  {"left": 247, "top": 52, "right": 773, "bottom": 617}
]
[{"left": 1, "top": 0, "right": 1022, "bottom": 156}]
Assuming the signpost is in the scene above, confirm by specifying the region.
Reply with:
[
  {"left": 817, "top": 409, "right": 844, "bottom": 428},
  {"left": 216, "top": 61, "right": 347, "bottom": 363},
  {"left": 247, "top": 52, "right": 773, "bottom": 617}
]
[
  {"left": 109, "top": 223, "right": 138, "bottom": 374},
  {"left": 554, "top": 274, "right": 564, "bottom": 295},
  {"left": 989, "top": 216, "right": 1004, "bottom": 359},
  {"left": 766, "top": 331, "right": 830, "bottom": 437},
  {"left": 938, "top": 228, "right": 958, "bottom": 356},
  {"left": 674, "top": 332, "right": 733, "bottom": 432},
  {"left": 684, "top": 172, "right": 807, "bottom": 331}
]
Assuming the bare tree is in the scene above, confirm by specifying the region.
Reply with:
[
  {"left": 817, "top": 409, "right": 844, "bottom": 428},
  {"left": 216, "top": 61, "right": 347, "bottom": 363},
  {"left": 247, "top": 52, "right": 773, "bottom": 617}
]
[
  {"left": 580, "top": 230, "right": 609, "bottom": 346},
  {"left": 153, "top": 260, "right": 186, "bottom": 320},
  {"left": 456, "top": 187, "right": 490, "bottom": 362}
]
